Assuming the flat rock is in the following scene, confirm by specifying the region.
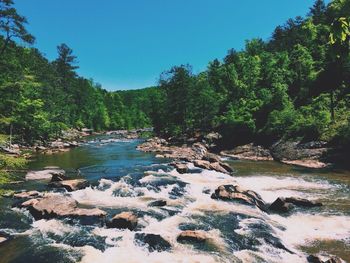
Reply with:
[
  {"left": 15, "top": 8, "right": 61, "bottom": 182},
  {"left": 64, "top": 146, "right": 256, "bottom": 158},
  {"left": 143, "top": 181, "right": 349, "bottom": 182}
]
[
  {"left": 270, "top": 197, "right": 322, "bottom": 213},
  {"left": 135, "top": 233, "right": 171, "bottom": 252},
  {"left": 221, "top": 143, "right": 273, "bottom": 161},
  {"left": 23, "top": 195, "right": 106, "bottom": 220},
  {"left": 211, "top": 185, "right": 266, "bottom": 211},
  {"left": 13, "top": 191, "right": 41, "bottom": 199},
  {"left": 49, "top": 179, "right": 89, "bottom": 191},
  {"left": 177, "top": 230, "right": 207, "bottom": 243},
  {"left": 193, "top": 160, "right": 231, "bottom": 174},
  {"left": 148, "top": 200, "right": 167, "bottom": 207},
  {"left": 26, "top": 169, "right": 66, "bottom": 181},
  {"left": 307, "top": 255, "right": 342, "bottom": 263},
  {"left": 0, "top": 236, "right": 7, "bottom": 244},
  {"left": 107, "top": 212, "right": 138, "bottom": 230},
  {"left": 284, "top": 197, "right": 322, "bottom": 207}
]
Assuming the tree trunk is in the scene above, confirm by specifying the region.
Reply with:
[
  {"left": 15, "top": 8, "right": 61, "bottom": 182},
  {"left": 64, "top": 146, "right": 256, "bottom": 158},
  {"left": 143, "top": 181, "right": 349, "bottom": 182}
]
[{"left": 330, "top": 89, "right": 335, "bottom": 122}]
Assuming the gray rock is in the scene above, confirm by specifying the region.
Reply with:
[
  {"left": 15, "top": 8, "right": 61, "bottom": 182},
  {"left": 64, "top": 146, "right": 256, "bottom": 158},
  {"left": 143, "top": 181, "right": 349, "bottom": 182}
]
[
  {"left": 23, "top": 194, "right": 106, "bottom": 220},
  {"left": 26, "top": 169, "right": 66, "bottom": 181},
  {"left": 211, "top": 185, "right": 266, "bottom": 211},
  {"left": 49, "top": 179, "right": 89, "bottom": 192},
  {"left": 135, "top": 233, "right": 171, "bottom": 252},
  {"left": 107, "top": 212, "right": 138, "bottom": 230},
  {"left": 177, "top": 230, "right": 207, "bottom": 243}
]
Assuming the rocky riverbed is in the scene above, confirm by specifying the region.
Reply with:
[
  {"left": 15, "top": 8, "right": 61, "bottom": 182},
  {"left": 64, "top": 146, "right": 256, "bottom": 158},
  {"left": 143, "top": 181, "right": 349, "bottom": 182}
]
[{"left": 0, "top": 136, "right": 349, "bottom": 263}]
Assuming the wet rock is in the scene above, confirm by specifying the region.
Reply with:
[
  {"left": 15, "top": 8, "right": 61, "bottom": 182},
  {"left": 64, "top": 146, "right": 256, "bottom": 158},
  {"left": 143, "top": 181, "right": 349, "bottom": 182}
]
[
  {"left": 177, "top": 230, "right": 207, "bottom": 243},
  {"left": 269, "top": 197, "right": 294, "bottom": 213},
  {"left": 285, "top": 197, "right": 322, "bottom": 207},
  {"left": 49, "top": 179, "right": 89, "bottom": 191},
  {"left": 269, "top": 197, "right": 322, "bottom": 213},
  {"left": 107, "top": 212, "right": 138, "bottom": 230},
  {"left": 307, "top": 255, "right": 342, "bottom": 263},
  {"left": 0, "top": 235, "right": 7, "bottom": 244},
  {"left": 171, "top": 162, "right": 188, "bottom": 174},
  {"left": 307, "top": 255, "right": 323, "bottom": 263},
  {"left": 23, "top": 195, "right": 106, "bottom": 220},
  {"left": 26, "top": 168, "right": 66, "bottom": 181},
  {"left": 148, "top": 200, "right": 167, "bottom": 207},
  {"left": 324, "top": 256, "right": 342, "bottom": 263},
  {"left": 221, "top": 143, "right": 273, "bottom": 161},
  {"left": 203, "top": 153, "right": 221, "bottom": 163},
  {"left": 13, "top": 191, "right": 41, "bottom": 199},
  {"left": 211, "top": 185, "right": 266, "bottom": 211},
  {"left": 271, "top": 140, "right": 329, "bottom": 168},
  {"left": 135, "top": 233, "right": 171, "bottom": 252},
  {"left": 193, "top": 160, "right": 231, "bottom": 174},
  {"left": 137, "top": 138, "right": 207, "bottom": 161}
]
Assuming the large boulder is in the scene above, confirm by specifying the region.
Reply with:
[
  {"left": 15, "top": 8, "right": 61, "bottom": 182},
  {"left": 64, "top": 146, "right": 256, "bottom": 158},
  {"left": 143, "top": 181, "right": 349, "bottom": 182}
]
[
  {"left": 21, "top": 194, "right": 106, "bottom": 220},
  {"left": 269, "top": 197, "right": 322, "bottom": 213},
  {"left": 49, "top": 179, "right": 89, "bottom": 191},
  {"left": 26, "top": 168, "right": 66, "bottom": 181},
  {"left": 177, "top": 230, "right": 207, "bottom": 243},
  {"left": 221, "top": 143, "right": 273, "bottom": 161},
  {"left": 211, "top": 185, "right": 266, "bottom": 211},
  {"left": 271, "top": 140, "right": 329, "bottom": 168},
  {"left": 107, "top": 212, "right": 138, "bottom": 230},
  {"left": 135, "top": 233, "right": 171, "bottom": 252},
  {"left": 193, "top": 160, "right": 231, "bottom": 174}
]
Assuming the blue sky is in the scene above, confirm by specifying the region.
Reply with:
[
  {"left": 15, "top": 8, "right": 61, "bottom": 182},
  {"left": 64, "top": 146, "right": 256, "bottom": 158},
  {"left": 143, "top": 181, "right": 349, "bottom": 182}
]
[{"left": 15, "top": 0, "right": 324, "bottom": 91}]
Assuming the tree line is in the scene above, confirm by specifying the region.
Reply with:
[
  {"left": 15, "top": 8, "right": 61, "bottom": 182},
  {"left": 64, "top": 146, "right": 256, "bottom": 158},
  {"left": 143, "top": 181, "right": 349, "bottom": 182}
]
[
  {"left": 0, "top": 0, "right": 349, "bottom": 153},
  {"left": 0, "top": 1, "right": 156, "bottom": 144},
  {"left": 152, "top": 0, "right": 350, "bottom": 150}
]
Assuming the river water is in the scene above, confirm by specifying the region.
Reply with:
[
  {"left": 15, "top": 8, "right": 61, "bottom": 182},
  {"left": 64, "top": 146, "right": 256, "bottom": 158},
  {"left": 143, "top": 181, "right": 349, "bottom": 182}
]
[{"left": 0, "top": 137, "right": 349, "bottom": 263}]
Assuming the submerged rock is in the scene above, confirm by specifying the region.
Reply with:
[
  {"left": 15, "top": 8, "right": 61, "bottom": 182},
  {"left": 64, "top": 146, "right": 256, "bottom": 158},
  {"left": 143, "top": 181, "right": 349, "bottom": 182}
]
[
  {"left": 25, "top": 168, "right": 66, "bottom": 181},
  {"left": 269, "top": 197, "right": 322, "bottom": 213},
  {"left": 107, "top": 212, "right": 138, "bottom": 230},
  {"left": 22, "top": 194, "right": 106, "bottom": 220},
  {"left": 49, "top": 179, "right": 89, "bottom": 191},
  {"left": 211, "top": 185, "right": 266, "bottom": 211},
  {"left": 148, "top": 200, "right": 167, "bottom": 207},
  {"left": 135, "top": 233, "right": 171, "bottom": 252},
  {"left": 177, "top": 230, "right": 207, "bottom": 243}
]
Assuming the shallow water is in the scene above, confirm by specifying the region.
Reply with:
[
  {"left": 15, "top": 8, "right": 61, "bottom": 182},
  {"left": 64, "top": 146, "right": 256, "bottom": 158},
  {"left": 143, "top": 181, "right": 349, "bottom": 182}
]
[{"left": 0, "top": 137, "right": 349, "bottom": 263}]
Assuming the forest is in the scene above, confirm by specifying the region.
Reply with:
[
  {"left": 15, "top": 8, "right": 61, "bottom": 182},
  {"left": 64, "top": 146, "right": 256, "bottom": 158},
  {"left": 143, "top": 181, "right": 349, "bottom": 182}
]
[{"left": 0, "top": 0, "right": 349, "bottom": 150}]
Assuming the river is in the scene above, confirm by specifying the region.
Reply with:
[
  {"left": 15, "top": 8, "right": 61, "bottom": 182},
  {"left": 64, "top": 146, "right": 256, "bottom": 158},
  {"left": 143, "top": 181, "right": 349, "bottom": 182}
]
[{"left": 0, "top": 136, "right": 349, "bottom": 262}]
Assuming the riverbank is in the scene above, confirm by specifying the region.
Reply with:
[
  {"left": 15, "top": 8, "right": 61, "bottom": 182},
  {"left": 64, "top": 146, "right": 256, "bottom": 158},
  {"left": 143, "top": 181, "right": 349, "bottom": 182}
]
[{"left": 137, "top": 137, "right": 334, "bottom": 170}]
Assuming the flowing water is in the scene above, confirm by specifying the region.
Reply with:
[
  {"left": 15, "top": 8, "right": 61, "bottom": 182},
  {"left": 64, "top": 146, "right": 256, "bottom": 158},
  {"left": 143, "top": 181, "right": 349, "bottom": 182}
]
[{"left": 0, "top": 137, "right": 349, "bottom": 263}]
